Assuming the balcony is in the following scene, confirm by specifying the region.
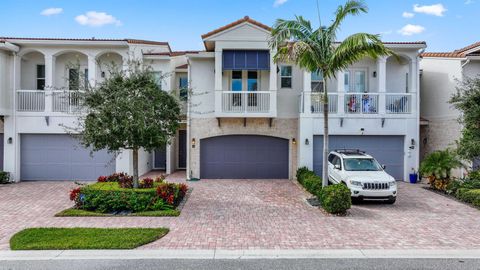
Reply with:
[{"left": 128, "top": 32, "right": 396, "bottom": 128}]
[
  {"left": 215, "top": 91, "right": 276, "bottom": 118},
  {"left": 16, "top": 90, "right": 83, "bottom": 113},
  {"left": 303, "top": 92, "right": 414, "bottom": 116}
]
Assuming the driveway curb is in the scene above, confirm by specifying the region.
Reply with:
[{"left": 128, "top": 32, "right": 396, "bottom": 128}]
[{"left": 1, "top": 249, "right": 480, "bottom": 260}]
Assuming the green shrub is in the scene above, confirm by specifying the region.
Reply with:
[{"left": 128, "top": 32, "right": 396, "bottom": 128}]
[
  {"left": 457, "top": 189, "right": 480, "bottom": 205},
  {"left": 446, "top": 180, "right": 463, "bottom": 195},
  {"left": 296, "top": 167, "right": 316, "bottom": 185},
  {"left": 0, "top": 171, "right": 10, "bottom": 184},
  {"left": 303, "top": 175, "right": 322, "bottom": 196},
  {"left": 462, "top": 179, "right": 480, "bottom": 190},
  {"left": 467, "top": 170, "right": 480, "bottom": 181},
  {"left": 71, "top": 182, "right": 185, "bottom": 213},
  {"left": 319, "top": 184, "right": 351, "bottom": 214}
]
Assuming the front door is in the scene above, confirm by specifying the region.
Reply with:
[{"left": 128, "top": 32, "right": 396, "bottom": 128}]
[
  {"left": 154, "top": 146, "right": 166, "bottom": 170},
  {"left": 178, "top": 130, "right": 187, "bottom": 169}
]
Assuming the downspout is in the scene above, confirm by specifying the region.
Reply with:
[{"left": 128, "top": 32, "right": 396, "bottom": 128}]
[
  {"left": 461, "top": 59, "right": 471, "bottom": 69},
  {"left": 186, "top": 58, "right": 191, "bottom": 180},
  {"left": 12, "top": 51, "right": 18, "bottom": 181},
  {"left": 460, "top": 58, "right": 471, "bottom": 177}
]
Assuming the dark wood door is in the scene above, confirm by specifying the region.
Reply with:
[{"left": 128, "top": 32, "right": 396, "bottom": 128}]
[{"left": 178, "top": 130, "right": 187, "bottom": 169}]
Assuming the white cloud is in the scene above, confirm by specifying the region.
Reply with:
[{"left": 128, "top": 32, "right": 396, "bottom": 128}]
[
  {"left": 41, "top": 7, "right": 63, "bottom": 16},
  {"left": 75, "top": 11, "right": 122, "bottom": 27},
  {"left": 413, "top": 4, "right": 447, "bottom": 16},
  {"left": 402, "top": 12, "right": 415, "bottom": 18},
  {"left": 465, "top": 0, "right": 474, "bottom": 4},
  {"left": 398, "top": 24, "right": 426, "bottom": 36},
  {"left": 273, "top": 0, "right": 288, "bottom": 7}
]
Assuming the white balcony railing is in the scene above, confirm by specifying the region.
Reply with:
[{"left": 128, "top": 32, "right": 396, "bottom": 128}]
[
  {"left": 221, "top": 91, "right": 271, "bottom": 114},
  {"left": 311, "top": 93, "right": 338, "bottom": 114},
  {"left": 345, "top": 93, "right": 379, "bottom": 114},
  {"left": 386, "top": 94, "right": 412, "bottom": 114},
  {"left": 17, "top": 90, "right": 45, "bottom": 112},
  {"left": 52, "top": 91, "right": 84, "bottom": 113}
]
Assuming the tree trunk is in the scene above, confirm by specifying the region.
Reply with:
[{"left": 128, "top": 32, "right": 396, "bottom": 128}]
[
  {"left": 322, "top": 79, "right": 329, "bottom": 187},
  {"left": 132, "top": 148, "right": 139, "bottom": 188}
]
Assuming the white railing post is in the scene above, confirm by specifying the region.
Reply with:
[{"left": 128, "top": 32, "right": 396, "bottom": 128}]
[
  {"left": 302, "top": 70, "right": 312, "bottom": 115},
  {"left": 44, "top": 54, "right": 55, "bottom": 112},
  {"left": 377, "top": 57, "right": 387, "bottom": 114},
  {"left": 337, "top": 70, "right": 345, "bottom": 115}
]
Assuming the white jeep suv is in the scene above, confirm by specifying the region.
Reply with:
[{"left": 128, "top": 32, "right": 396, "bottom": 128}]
[{"left": 327, "top": 150, "right": 397, "bottom": 203}]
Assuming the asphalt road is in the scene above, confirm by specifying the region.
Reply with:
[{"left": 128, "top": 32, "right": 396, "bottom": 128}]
[{"left": 1, "top": 259, "right": 480, "bottom": 270}]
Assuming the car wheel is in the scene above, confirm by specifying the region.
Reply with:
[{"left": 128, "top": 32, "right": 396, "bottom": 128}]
[{"left": 386, "top": 197, "right": 396, "bottom": 204}]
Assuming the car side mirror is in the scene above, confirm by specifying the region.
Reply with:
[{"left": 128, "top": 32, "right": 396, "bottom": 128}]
[
  {"left": 334, "top": 164, "right": 341, "bottom": 170},
  {"left": 382, "top": 165, "right": 386, "bottom": 170}
]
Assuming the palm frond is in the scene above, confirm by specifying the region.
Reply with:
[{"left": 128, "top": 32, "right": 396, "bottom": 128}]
[
  {"left": 328, "top": 0, "right": 367, "bottom": 38},
  {"left": 329, "top": 33, "right": 393, "bottom": 74}
]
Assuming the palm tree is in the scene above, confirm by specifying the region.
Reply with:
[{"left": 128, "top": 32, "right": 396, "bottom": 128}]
[{"left": 269, "top": 0, "right": 393, "bottom": 186}]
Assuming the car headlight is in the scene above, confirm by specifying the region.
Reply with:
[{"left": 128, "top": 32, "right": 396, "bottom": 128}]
[
  {"left": 389, "top": 181, "right": 397, "bottom": 187},
  {"left": 349, "top": 180, "right": 362, "bottom": 187}
]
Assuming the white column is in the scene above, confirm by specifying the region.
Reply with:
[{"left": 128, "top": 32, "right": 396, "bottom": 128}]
[
  {"left": 44, "top": 54, "right": 55, "bottom": 112},
  {"left": 166, "top": 144, "right": 172, "bottom": 175},
  {"left": 87, "top": 55, "right": 97, "bottom": 87},
  {"left": 377, "top": 57, "right": 387, "bottom": 114},
  {"left": 269, "top": 52, "right": 278, "bottom": 117},
  {"left": 337, "top": 70, "right": 345, "bottom": 114},
  {"left": 302, "top": 70, "right": 311, "bottom": 115},
  {"left": 214, "top": 50, "right": 222, "bottom": 115}
]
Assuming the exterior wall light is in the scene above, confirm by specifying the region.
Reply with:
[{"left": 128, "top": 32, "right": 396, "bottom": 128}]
[
  {"left": 191, "top": 138, "right": 196, "bottom": 148},
  {"left": 292, "top": 138, "right": 296, "bottom": 145},
  {"left": 305, "top": 138, "right": 309, "bottom": 145},
  {"left": 7, "top": 137, "right": 12, "bottom": 144}
]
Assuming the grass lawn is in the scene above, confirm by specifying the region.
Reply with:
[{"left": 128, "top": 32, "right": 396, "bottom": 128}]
[
  {"left": 10, "top": 228, "right": 169, "bottom": 250},
  {"left": 55, "top": 208, "right": 180, "bottom": 217}
]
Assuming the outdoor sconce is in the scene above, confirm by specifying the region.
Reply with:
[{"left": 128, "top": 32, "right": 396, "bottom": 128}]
[
  {"left": 191, "top": 138, "right": 196, "bottom": 148},
  {"left": 292, "top": 138, "right": 296, "bottom": 145},
  {"left": 7, "top": 137, "right": 12, "bottom": 144},
  {"left": 101, "top": 71, "right": 106, "bottom": 78},
  {"left": 373, "top": 71, "right": 377, "bottom": 78},
  {"left": 305, "top": 138, "right": 310, "bottom": 145},
  {"left": 360, "top": 128, "right": 365, "bottom": 135},
  {"left": 410, "top": 139, "right": 416, "bottom": 149}
]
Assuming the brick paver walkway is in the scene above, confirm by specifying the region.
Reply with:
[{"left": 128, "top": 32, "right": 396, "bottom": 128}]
[{"left": 1, "top": 172, "right": 479, "bottom": 250}]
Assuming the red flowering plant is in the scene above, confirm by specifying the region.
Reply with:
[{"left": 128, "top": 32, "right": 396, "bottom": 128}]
[
  {"left": 139, "top": 178, "right": 154, "bottom": 189},
  {"left": 154, "top": 174, "right": 166, "bottom": 183},
  {"left": 97, "top": 176, "right": 108, "bottom": 182},
  {"left": 156, "top": 182, "right": 188, "bottom": 206}
]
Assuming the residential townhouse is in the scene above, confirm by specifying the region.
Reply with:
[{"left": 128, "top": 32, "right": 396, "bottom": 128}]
[
  {"left": 420, "top": 42, "right": 480, "bottom": 173},
  {"left": 0, "top": 17, "right": 426, "bottom": 182}
]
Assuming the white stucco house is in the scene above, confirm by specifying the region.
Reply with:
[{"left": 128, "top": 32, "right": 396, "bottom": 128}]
[
  {"left": 420, "top": 42, "right": 480, "bottom": 173},
  {"left": 0, "top": 17, "right": 426, "bottom": 182}
]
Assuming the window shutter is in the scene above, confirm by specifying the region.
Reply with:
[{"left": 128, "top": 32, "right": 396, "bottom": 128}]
[{"left": 223, "top": 50, "right": 270, "bottom": 70}]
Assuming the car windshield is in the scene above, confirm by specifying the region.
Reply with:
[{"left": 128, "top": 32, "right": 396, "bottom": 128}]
[{"left": 343, "top": 158, "right": 382, "bottom": 171}]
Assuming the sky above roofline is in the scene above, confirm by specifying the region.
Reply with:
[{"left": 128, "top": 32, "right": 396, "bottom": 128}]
[{"left": 0, "top": 0, "right": 478, "bottom": 52}]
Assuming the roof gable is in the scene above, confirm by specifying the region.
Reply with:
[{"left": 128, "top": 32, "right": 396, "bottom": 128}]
[{"left": 202, "top": 16, "right": 271, "bottom": 40}]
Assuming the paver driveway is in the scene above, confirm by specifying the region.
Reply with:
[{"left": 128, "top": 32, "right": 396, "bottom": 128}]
[{"left": 1, "top": 172, "right": 480, "bottom": 250}]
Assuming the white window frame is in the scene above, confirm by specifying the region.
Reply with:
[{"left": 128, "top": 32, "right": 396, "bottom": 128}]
[
  {"left": 36, "top": 64, "right": 45, "bottom": 90},
  {"left": 280, "top": 65, "right": 292, "bottom": 89},
  {"left": 311, "top": 71, "right": 324, "bottom": 92},
  {"left": 344, "top": 68, "right": 368, "bottom": 93}
]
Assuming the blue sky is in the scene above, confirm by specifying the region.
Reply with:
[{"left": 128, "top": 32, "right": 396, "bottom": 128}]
[{"left": 0, "top": 0, "right": 478, "bottom": 52}]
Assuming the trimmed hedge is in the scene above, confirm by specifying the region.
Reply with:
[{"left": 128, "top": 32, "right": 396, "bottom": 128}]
[
  {"left": 70, "top": 176, "right": 187, "bottom": 213},
  {"left": 319, "top": 184, "right": 352, "bottom": 214},
  {"left": 456, "top": 189, "right": 480, "bottom": 207},
  {"left": 0, "top": 171, "right": 10, "bottom": 184},
  {"left": 296, "top": 167, "right": 322, "bottom": 195}
]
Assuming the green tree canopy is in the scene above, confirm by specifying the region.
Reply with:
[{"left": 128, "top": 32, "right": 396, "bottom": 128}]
[
  {"left": 78, "top": 62, "right": 181, "bottom": 187},
  {"left": 450, "top": 76, "right": 480, "bottom": 161}
]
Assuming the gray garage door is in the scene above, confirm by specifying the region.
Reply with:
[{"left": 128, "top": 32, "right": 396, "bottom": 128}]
[
  {"left": 0, "top": 133, "right": 3, "bottom": 171},
  {"left": 21, "top": 134, "right": 115, "bottom": 181},
  {"left": 200, "top": 135, "right": 289, "bottom": 179},
  {"left": 313, "top": 135, "right": 404, "bottom": 180}
]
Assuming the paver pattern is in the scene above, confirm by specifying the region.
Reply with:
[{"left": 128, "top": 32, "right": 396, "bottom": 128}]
[{"left": 1, "top": 171, "right": 480, "bottom": 250}]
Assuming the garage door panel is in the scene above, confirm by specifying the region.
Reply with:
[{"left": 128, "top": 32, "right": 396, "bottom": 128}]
[
  {"left": 21, "top": 134, "right": 115, "bottom": 181},
  {"left": 200, "top": 135, "right": 289, "bottom": 179},
  {"left": 313, "top": 135, "right": 404, "bottom": 180}
]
